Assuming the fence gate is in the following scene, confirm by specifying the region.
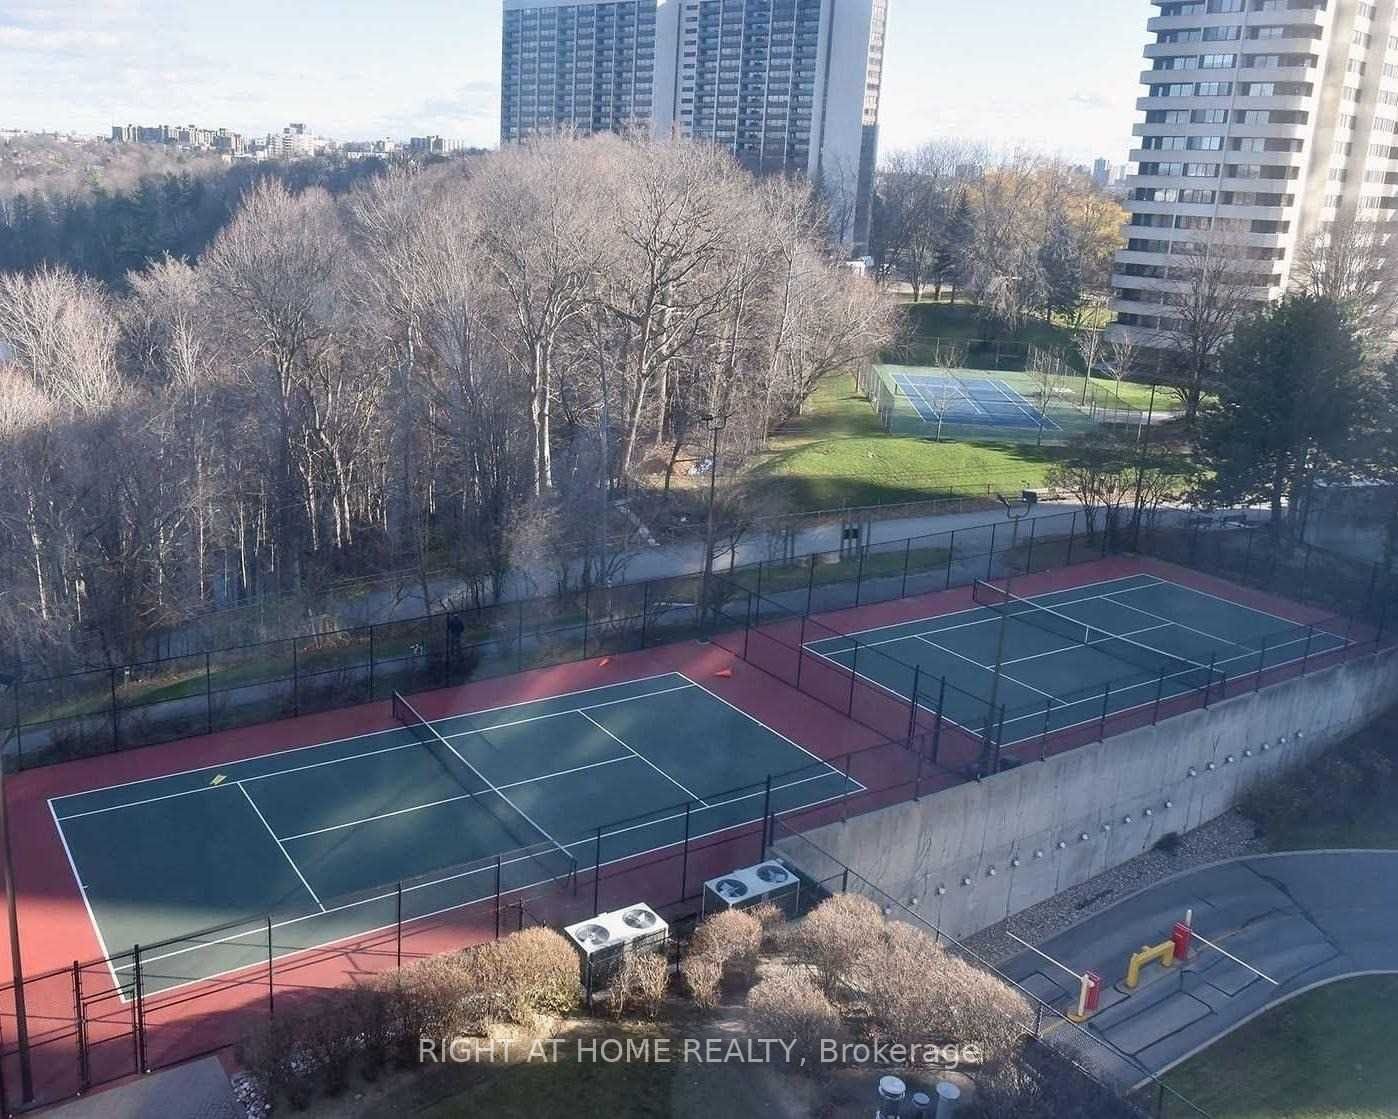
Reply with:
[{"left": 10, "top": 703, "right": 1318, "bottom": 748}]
[{"left": 76, "top": 961, "right": 141, "bottom": 1096}]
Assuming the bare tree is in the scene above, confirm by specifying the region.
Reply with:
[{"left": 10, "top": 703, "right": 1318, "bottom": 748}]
[{"left": 1293, "top": 215, "right": 1398, "bottom": 347}]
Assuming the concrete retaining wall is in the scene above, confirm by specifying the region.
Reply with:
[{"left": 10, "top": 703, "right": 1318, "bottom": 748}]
[{"left": 784, "top": 649, "right": 1398, "bottom": 940}]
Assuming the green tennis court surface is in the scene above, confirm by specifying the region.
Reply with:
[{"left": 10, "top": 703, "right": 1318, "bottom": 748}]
[
  {"left": 805, "top": 574, "right": 1349, "bottom": 745},
  {"left": 50, "top": 672, "right": 859, "bottom": 996}
]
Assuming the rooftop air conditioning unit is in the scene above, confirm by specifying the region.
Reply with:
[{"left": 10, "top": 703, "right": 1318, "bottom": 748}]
[
  {"left": 564, "top": 903, "right": 669, "bottom": 987},
  {"left": 702, "top": 859, "right": 800, "bottom": 919}
]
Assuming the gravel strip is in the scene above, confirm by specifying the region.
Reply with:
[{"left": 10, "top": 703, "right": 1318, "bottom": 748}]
[{"left": 964, "top": 811, "right": 1264, "bottom": 966}]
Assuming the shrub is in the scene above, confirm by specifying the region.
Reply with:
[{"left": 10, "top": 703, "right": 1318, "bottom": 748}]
[
  {"left": 680, "top": 954, "right": 724, "bottom": 1008},
  {"left": 746, "top": 901, "right": 788, "bottom": 948},
  {"left": 608, "top": 951, "right": 670, "bottom": 1020},
  {"left": 463, "top": 927, "right": 581, "bottom": 1025},
  {"left": 347, "top": 983, "right": 391, "bottom": 1082},
  {"left": 786, "top": 893, "right": 885, "bottom": 996},
  {"left": 237, "top": 1013, "right": 302, "bottom": 1108},
  {"left": 303, "top": 1002, "right": 355, "bottom": 1097},
  {"left": 688, "top": 909, "right": 763, "bottom": 987},
  {"left": 746, "top": 972, "right": 842, "bottom": 1075},
  {"left": 853, "top": 922, "right": 1030, "bottom": 1062},
  {"left": 403, "top": 952, "right": 479, "bottom": 1038}
]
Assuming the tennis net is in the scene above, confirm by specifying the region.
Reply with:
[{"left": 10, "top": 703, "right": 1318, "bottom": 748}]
[
  {"left": 392, "top": 691, "right": 577, "bottom": 884},
  {"left": 971, "top": 581, "right": 1221, "bottom": 693}
]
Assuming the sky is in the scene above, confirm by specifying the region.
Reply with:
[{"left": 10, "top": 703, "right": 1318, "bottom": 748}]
[{"left": 0, "top": 0, "right": 1148, "bottom": 163}]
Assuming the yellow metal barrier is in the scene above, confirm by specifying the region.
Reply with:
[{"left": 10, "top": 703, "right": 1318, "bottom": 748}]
[{"left": 1125, "top": 940, "right": 1176, "bottom": 989}]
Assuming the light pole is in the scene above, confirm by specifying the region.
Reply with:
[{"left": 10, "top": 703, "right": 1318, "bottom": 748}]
[
  {"left": 981, "top": 494, "right": 1034, "bottom": 776},
  {"left": 700, "top": 412, "right": 727, "bottom": 625}
]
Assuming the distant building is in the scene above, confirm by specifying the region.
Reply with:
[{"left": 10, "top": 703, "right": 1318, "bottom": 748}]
[
  {"left": 409, "top": 135, "right": 469, "bottom": 154},
  {"left": 499, "top": 0, "right": 890, "bottom": 252},
  {"left": 1109, "top": 0, "right": 1398, "bottom": 348},
  {"left": 111, "top": 122, "right": 244, "bottom": 153}
]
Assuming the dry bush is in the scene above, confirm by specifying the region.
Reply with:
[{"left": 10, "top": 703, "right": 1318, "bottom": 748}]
[
  {"left": 346, "top": 983, "right": 392, "bottom": 1082},
  {"left": 462, "top": 927, "right": 582, "bottom": 1025},
  {"left": 746, "top": 972, "right": 842, "bottom": 1075},
  {"left": 236, "top": 1014, "right": 303, "bottom": 1107},
  {"left": 608, "top": 951, "right": 670, "bottom": 1020},
  {"left": 786, "top": 893, "right": 885, "bottom": 996},
  {"left": 688, "top": 908, "right": 763, "bottom": 986},
  {"left": 745, "top": 901, "right": 788, "bottom": 948},
  {"left": 402, "top": 952, "right": 480, "bottom": 1038},
  {"left": 680, "top": 954, "right": 724, "bottom": 1008}
]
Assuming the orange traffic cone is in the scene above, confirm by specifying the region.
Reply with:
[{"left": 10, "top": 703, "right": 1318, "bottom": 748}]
[
  {"left": 715, "top": 667, "right": 734, "bottom": 679},
  {"left": 597, "top": 657, "right": 612, "bottom": 668}
]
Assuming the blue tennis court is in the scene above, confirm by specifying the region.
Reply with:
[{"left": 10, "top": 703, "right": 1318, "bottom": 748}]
[{"left": 892, "top": 371, "right": 1061, "bottom": 431}]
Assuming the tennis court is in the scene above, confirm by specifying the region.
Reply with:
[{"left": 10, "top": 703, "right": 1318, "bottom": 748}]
[
  {"left": 49, "top": 672, "right": 860, "bottom": 996},
  {"left": 891, "top": 370, "right": 1062, "bottom": 431},
  {"left": 804, "top": 574, "right": 1350, "bottom": 746}
]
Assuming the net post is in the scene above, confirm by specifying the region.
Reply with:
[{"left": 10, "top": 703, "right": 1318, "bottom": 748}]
[
  {"left": 1098, "top": 683, "right": 1112, "bottom": 742},
  {"left": 805, "top": 553, "right": 816, "bottom": 616},
  {"left": 1039, "top": 698, "right": 1053, "bottom": 762},
  {"left": 679, "top": 802, "right": 692, "bottom": 901},
  {"left": 592, "top": 826, "right": 603, "bottom": 916},
  {"left": 1152, "top": 667, "right": 1166, "bottom": 724},
  {"left": 987, "top": 521, "right": 998, "bottom": 580},
  {"left": 396, "top": 883, "right": 403, "bottom": 967},
  {"left": 1202, "top": 653, "right": 1217, "bottom": 708},
  {"left": 1255, "top": 635, "right": 1268, "bottom": 692},
  {"left": 1300, "top": 624, "right": 1314, "bottom": 673},
  {"left": 945, "top": 530, "right": 956, "bottom": 589},
  {"left": 901, "top": 537, "right": 912, "bottom": 598}
]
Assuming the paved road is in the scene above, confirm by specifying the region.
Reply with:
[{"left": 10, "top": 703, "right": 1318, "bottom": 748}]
[{"left": 1001, "top": 851, "right": 1398, "bottom": 1092}]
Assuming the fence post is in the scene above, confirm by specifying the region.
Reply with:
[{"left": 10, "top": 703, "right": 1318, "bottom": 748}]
[
  {"left": 1152, "top": 667, "right": 1166, "bottom": 724},
  {"left": 1039, "top": 698, "right": 1053, "bottom": 762},
  {"left": 640, "top": 580, "right": 651, "bottom": 648},
  {"left": 581, "top": 584, "right": 591, "bottom": 659},
  {"left": 1299, "top": 544, "right": 1313, "bottom": 602},
  {"left": 516, "top": 600, "right": 525, "bottom": 671},
  {"left": 1300, "top": 625, "right": 1314, "bottom": 673},
  {"left": 679, "top": 801, "right": 692, "bottom": 901},
  {"left": 987, "top": 522, "right": 998, "bottom": 580},
  {"left": 854, "top": 541, "right": 866, "bottom": 606},
  {"left": 945, "top": 531, "right": 956, "bottom": 589},
  {"left": 841, "top": 754, "right": 854, "bottom": 823},
  {"left": 265, "top": 919, "right": 274, "bottom": 1020},
  {"left": 1202, "top": 653, "right": 1217, "bottom": 708},
  {"left": 1066, "top": 512, "right": 1077, "bottom": 566},
  {"left": 1255, "top": 635, "right": 1268, "bottom": 692},
  {"left": 931, "top": 677, "right": 947, "bottom": 764},
  {"left": 205, "top": 651, "right": 213, "bottom": 735},
  {"left": 1242, "top": 526, "right": 1256, "bottom": 583},
  {"left": 795, "top": 615, "right": 806, "bottom": 691},
  {"left": 396, "top": 883, "right": 403, "bottom": 968},
  {"left": 72, "top": 961, "right": 88, "bottom": 1093},
  {"left": 109, "top": 668, "right": 119, "bottom": 750},
  {"left": 291, "top": 638, "right": 299, "bottom": 718},
  {"left": 805, "top": 554, "right": 817, "bottom": 616},
  {"left": 1024, "top": 516, "right": 1038, "bottom": 574},
  {"left": 742, "top": 591, "right": 753, "bottom": 661},
  {"left": 592, "top": 826, "right": 603, "bottom": 915},
  {"left": 901, "top": 537, "right": 912, "bottom": 598},
  {"left": 131, "top": 946, "right": 143, "bottom": 1074},
  {"left": 994, "top": 706, "right": 1007, "bottom": 773},
  {"left": 906, "top": 665, "right": 922, "bottom": 741},
  {"left": 913, "top": 743, "right": 924, "bottom": 801},
  {"left": 847, "top": 642, "right": 859, "bottom": 715},
  {"left": 760, "top": 777, "right": 773, "bottom": 858},
  {"left": 368, "top": 624, "right": 375, "bottom": 699},
  {"left": 494, "top": 857, "right": 502, "bottom": 939}
]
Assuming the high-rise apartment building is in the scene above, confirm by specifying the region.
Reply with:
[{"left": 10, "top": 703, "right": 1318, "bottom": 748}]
[
  {"left": 1109, "top": 0, "right": 1398, "bottom": 346},
  {"left": 500, "top": 0, "right": 889, "bottom": 251}
]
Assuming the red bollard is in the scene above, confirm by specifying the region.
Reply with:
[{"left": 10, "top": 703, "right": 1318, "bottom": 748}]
[
  {"left": 1071, "top": 971, "right": 1103, "bottom": 1021},
  {"left": 1171, "top": 920, "right": 1193, "bottom": 962}
]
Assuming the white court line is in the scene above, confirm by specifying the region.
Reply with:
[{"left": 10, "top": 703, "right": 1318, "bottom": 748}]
[
  {"left": 578, "top": 711, "right": 709, "bottom": 807},
  {"left": 911, "top": 633, "right": 1058, "bottom": 701},
  {"left": 991, "top": 376, "right": 1064, "bottom": 431},
  {"left": 1106, "top": 581, "right": 1335, "bottom": 650},
  {"left": 53, "top": 681, "right": 699, "bottom": 822},
  {"left": 279, "top": 753, "right": 637, "bottom": 843},
  {"left": 997, "top": 622, "right": 1176, "bottom": 669},
  {"left": 112, "top": 768, "right": 868, "bottom": 991},
  {"left": 47, "top": 801, "right": 126, "bottom": 996},
  {"left": 807, "top": 576, "right": 1170, "bottom": 653},
  {"left": 238, "top": 783, "right": 325, "bottom": 913}
]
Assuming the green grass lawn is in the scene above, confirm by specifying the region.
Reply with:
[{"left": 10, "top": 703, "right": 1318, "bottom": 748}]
[
  {"left": 753, "top": 373, "right": 1059, "bottom": 510},
  {"left": 1157, "top": 977, "right": 1398, "bottom": 1119}
]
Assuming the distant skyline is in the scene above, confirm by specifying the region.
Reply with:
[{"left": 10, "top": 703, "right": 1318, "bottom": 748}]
[{"left": 0, "top": 0, "right": 1147, "bottom": 162}]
